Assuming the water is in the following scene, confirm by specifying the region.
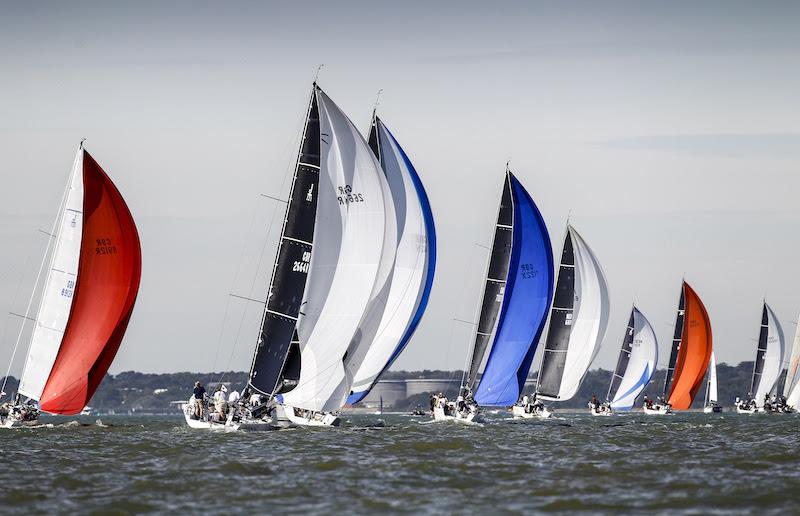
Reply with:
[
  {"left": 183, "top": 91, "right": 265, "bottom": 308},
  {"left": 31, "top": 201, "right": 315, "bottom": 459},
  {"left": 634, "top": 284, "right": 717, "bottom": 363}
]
[{"left": 2, "top": 411, "right": 799, "bottom": 514}]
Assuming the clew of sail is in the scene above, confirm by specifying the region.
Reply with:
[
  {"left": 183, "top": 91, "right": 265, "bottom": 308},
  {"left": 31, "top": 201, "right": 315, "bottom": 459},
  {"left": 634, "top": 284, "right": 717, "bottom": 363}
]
[
  {"left": 346, "top": 116, "right": 436, "bottom": 404},
  {"left": 473, "top": 172, "right": 554, "bottom": 406},
  {"left": 19, "top": 145, "right": 141, "bottom": 414},
  {"left": 537, "top": 225, "right": 609, "bottom": 401},
  {"left": 607, "top": 307, "right": 657, "bottom": 411},
  {"left": 280, "top": 88, "right": 394, "bottom": 413}
]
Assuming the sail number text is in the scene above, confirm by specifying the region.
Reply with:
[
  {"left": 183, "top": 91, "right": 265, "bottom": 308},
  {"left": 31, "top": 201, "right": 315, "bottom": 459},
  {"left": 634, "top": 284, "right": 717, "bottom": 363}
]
[
  {"left": 520, "top": 263, "right": 539, "bottom": 279},
  {"left": 337, "top": 185, "right": 364, "bottom": 205},
  {"left": 96, "top": 238, "right": 117, "bottom": 255},
  {"left": 292, "top": 251, "right": 311, "bottom": 273},
  {"left": 60, "top": 280, "right": 75, "bottom": 298}
]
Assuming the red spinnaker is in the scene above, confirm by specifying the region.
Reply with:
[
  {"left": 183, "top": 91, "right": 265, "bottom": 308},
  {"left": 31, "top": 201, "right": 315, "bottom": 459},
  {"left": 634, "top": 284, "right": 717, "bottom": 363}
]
[
  {"left": 39, "top": 150, "right": 142, "bottom": 414},
  {"left": 668, "top": 282, "right": 712, "bottom": 410}
]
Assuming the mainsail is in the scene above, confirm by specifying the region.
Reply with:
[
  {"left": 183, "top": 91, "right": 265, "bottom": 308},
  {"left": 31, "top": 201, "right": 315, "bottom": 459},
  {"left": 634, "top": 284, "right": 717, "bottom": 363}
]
[
  {"left": 276, "top": 87, "right": 396, "bottom": 413},
  {"left": 607, "top": 306, "right": 657, "bottom": 411},
  {"left": 536, "top": 225, "right": 610, "bottom": 401},
  {"left": 346, "top": 115, "right": 436, "bottom": 404},
  {"left": 662, "top": 281, "right": 712, "bottom": 410},
  {"left": 703, "top": 351, "right": 718, "bottom": 407},
  {"left": 749, "top": 302, "right": 785, "bottom": 406},
  {"left": 468, "top": 171, "right": 554, "bottom": 406},
  {"left": 17, "top": 143, "right": 141, "bottom": 415}
]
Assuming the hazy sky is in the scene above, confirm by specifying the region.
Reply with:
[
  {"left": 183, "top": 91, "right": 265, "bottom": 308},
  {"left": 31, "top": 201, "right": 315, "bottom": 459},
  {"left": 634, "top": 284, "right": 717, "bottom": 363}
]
[{"left": 1, "top": 1, "right": 799, "bottom": 377}]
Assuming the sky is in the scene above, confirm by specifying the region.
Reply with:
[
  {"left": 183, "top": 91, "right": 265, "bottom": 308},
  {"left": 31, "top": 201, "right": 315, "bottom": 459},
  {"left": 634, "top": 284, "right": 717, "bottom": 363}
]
[{"left": 0, "top": 1, "right": 799, "bottom": 377}]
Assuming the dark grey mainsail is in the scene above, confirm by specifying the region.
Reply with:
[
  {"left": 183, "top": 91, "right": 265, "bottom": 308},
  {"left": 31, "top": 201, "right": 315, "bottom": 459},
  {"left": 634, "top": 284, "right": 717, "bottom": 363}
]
[
  {"left": 662, "top": 287, "right": 686, "bottom": 398},
  {"left": 607, "top": 309, "right": 635, "bottom": 402},
  {"left": 464, "top": 173, "right": 514, "bottom": 392},
  {"left": 536, "top": 231, "right": 576, "bottom": 399},
  {"left": 750, "top": 304, "right": 769, "bottom": 396},
  {"left": 248, "top": 86, "right": 321, "bottom": 396}
]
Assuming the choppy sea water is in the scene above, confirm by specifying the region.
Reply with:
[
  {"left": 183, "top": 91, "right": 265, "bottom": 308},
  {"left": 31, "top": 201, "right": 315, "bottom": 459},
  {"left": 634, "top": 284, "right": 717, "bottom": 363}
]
[{"left": 2, "top": 411, "right": 799, "bottom": 514}]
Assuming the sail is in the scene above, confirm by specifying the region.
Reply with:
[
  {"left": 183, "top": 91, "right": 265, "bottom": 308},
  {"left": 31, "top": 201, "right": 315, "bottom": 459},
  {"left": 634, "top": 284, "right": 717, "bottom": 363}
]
[
  {"left": 785, "top": 319, "right": 800, "bottom": 407},
  {"left": 464, "top": 174, "right": 514, "bottom": 391},
  {"left": 537, "top": 225, "right": 610, "bottom": 401},
  {"left": 607, "top": 307, "right": 657, "bottom": 410},
  {"left": 666, "top": 282, "right": 712, "bottom": 410},
  {"left": 346, "top": 116, "right": 436, "bottom": 404},
  {"left": 279, "top": 88, "right": 395, "bottom": 412},
  {"left": 473, "top": 172, "right": 554, "bottom": 406},
  {"left": 248, "top": 89, "right": 321, "bottom": 396},
  {"left": 19, "top": 146, "right": 141, "bottom": 414},
  {"left": 704, "top": 351, "right": 718, "bottom": 406},
  {"left": 750, "top": 303, "right": 785, "bottom": 406}
]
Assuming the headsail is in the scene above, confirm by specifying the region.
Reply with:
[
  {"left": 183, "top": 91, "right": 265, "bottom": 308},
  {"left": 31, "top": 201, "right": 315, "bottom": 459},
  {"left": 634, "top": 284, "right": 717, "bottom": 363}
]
[
  {"left": 785, "top": 317, "right": 800, "bottom": 407},
  {"left": 472, "top": 172, "right": 554, "bottom": 406},
  {"left": 750, "top": 302, "right": 785, "bottom": 407},
  {"left": 346, "top": 115, "right": 436, "bottom": 404},
  {"left": 537, "top": 225, "right": 610, "bottom": 401},
  {"left": 18, "top": 145, "right": 141, "bottom": 414},
  {"left": 664, "top": 281, "right": 712, "bottom": 410},
  {"left": 279, "top": 88, "right": 395, "bottom": 413},
  {"left": 607, "top": 306, "right": 657, "bottom": 411}
]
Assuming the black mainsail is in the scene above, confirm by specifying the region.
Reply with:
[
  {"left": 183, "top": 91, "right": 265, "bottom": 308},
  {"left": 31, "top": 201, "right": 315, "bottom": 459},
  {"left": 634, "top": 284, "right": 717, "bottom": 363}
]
[
  {"left": 607, "top": 309, "right": 635, "bottom": 402},
  {"left": 750, "top": 304, "right": 769, "bottom": 396},
  {"left": 662, "top": 286, "right": 686, "bottom": 398},
  {"left": 248, "top": 87, "right": 320, "bottom": 396}
]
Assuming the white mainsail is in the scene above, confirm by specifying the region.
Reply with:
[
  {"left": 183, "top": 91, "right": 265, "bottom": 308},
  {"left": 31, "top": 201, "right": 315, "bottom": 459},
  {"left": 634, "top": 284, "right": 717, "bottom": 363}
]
[
  {"left": 281, "top": 90, "right": 395, "bottom": 413},
  {"left": 705, "top": 351, "right": 718, "bottom": 406},
  {"left": 17, "top": 147, "right": 84, "bottom": 401},
  {"left": 754, "top": 303, "right": 785, "bottom": 407},
  {"left": 346, "top": 117, "right": 432, "bottom": 398},
  {"left": 609, "top": 307, "right": 657, "bottom": 410}
]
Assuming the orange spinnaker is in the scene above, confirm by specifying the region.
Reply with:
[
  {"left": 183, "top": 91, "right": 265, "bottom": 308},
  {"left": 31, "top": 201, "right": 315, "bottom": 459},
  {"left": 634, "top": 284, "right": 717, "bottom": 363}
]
[
  {"left": 668, "top": 282, "right": 712, "bottom": 409},
  {"left": 39, "top": 150, "right": 142, "bottom": 415}
]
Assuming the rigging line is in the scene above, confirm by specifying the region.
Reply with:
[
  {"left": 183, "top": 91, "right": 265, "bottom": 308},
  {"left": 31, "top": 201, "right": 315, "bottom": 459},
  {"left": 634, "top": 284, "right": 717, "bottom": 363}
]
[
  {"left": 215, "top": 102, "right": 306, "bottom": 385},
  {"left": 0, "top": 249, "right": 37, "bottom": 397},
  {"left": 1, "top": 148, "right": 79, "bottom": 400}
]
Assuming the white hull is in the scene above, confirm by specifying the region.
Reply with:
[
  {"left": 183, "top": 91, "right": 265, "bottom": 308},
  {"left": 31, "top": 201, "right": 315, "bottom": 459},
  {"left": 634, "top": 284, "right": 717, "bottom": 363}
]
[
  {"left": 703, "top": 405, "right": 723, "bottom": 413},
  {"left": 432, "top": 405, "right": 484, "bottom": 424},
  {"left": 642, "top": 405, "right": 672, "bottom": 415},
  {"left": 1, "top": 417, "right": 41, "bottom": 429},
  {"left": 511, "top": 404, "right": 551, "bottom": 419},
  {"left": 277, "top": 405, "right": 341, "bottom": 427},
  {"left": 736, "top": 405, "right": 760, "bottom": 414},
  {"left": 182, "top": 403, "right": 238, "bottom": 430},
  {"left": 589, "top": 407, "right": 613, "bottom": 416}
]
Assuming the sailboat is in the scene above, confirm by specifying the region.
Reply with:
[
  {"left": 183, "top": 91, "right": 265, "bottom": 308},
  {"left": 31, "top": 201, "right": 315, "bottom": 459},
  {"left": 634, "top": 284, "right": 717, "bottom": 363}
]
[
  {"left": 525, "top": 225, "right": 610, "bottom": 418},
  {"left": 782, "top": 315, "right": 800, "bottom": 410},
  {"left": 344, "top": 113, "right": 436, "bottom": 406},
  {"left": 606, "top": 306, "right": 657, "bottom": 413},
  {"left": 645, "top": 281, "right": 712, "bottom": 415},
  {"left": 702, "top": 352, "right": 722, "bottom": 413},
  {"left": 433, "top": 169, "right": 553, "bottom": 423},
  {"left": 1, "top": 142, "right": 142, "bottom": 428},
  {"left": 183, "top": 83, "right": 397, "bottom": 430},
  {"left": 735, "top": 302, "right": 785, "bottom": 414}
]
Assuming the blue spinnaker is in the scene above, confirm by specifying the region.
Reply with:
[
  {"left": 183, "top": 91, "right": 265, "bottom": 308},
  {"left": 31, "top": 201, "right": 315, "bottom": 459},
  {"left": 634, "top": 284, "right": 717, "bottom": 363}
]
[{"left": 474, "top": 174, "right": 554, "bottom": 406}]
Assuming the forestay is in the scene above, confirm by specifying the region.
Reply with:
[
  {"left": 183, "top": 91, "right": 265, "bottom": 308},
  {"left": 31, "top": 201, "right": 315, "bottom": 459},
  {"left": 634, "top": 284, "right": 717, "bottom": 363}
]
[
  {"left": 280, "top": 88, "right": 395, "bottom": 413},
  {"left": 537, "top": 225, "right": 610, "bottom": 401},
  {"left": 346, "top": 116, "right": 436, "bottom": 404},
  {"left": 607, "top": 307, "right": 657, "bottom": 411},
  {"left": 473, "top": 172, "right": 553, "bottom": 406}
]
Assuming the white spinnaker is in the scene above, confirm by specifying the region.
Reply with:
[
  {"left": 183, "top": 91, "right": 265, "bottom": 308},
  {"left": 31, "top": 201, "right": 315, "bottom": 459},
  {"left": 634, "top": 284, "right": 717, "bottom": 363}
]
[
  {"left": 755, "top": 303, "right": 785, "bottom": 407},
  {"left": 610, "top": 308, "right": 657, "bottom": 410},
  {"left": 707, "top": 351, "right": 718, "bottom": 404},
  {"left": 18, "top": 149, "right": 84, "bottom": 401},
  {"left": 282, "top": 90, "right": 391, "bottom": 412},
  {"left": 557, "top": 226, "right": 610, "bottom": 400},
  {"left": 347, "top": 119, "right": 429, "bottom": 395},
  {"left": 785, "top": 319, "right": 800, "bottom": 407}
]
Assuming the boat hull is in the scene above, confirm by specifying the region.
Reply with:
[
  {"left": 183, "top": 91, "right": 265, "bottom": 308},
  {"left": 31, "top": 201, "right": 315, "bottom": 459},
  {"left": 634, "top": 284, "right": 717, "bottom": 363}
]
[
  {"left": 511, "top": 404, "right": 551, "bottom": 419},
  {"left": 642, "top": 405, "right": 672, "bottom": 415},
  {"left": 277, "top": 405, "right": 341, "bottom": 427},
  {"left": 432, "top": 405, "right": 484, "bottom": 423},
  {"left": 703, "top": 405, "right": 723, "bottom": 413}
]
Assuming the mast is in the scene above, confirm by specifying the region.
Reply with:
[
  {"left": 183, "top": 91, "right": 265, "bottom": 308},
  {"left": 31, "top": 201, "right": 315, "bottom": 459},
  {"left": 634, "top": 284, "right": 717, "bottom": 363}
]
[
  {"left": 247, "top": 85, "right": 320, "bottom": 397},
  {"left": 461, "top": 170, "right": 515, "bottom": 395},
  {"left": 607, "top": 308, "right": 635, "bottom": 402},
  {"left": 663, "top": 284, "right": 686, "bottom": 399}
]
